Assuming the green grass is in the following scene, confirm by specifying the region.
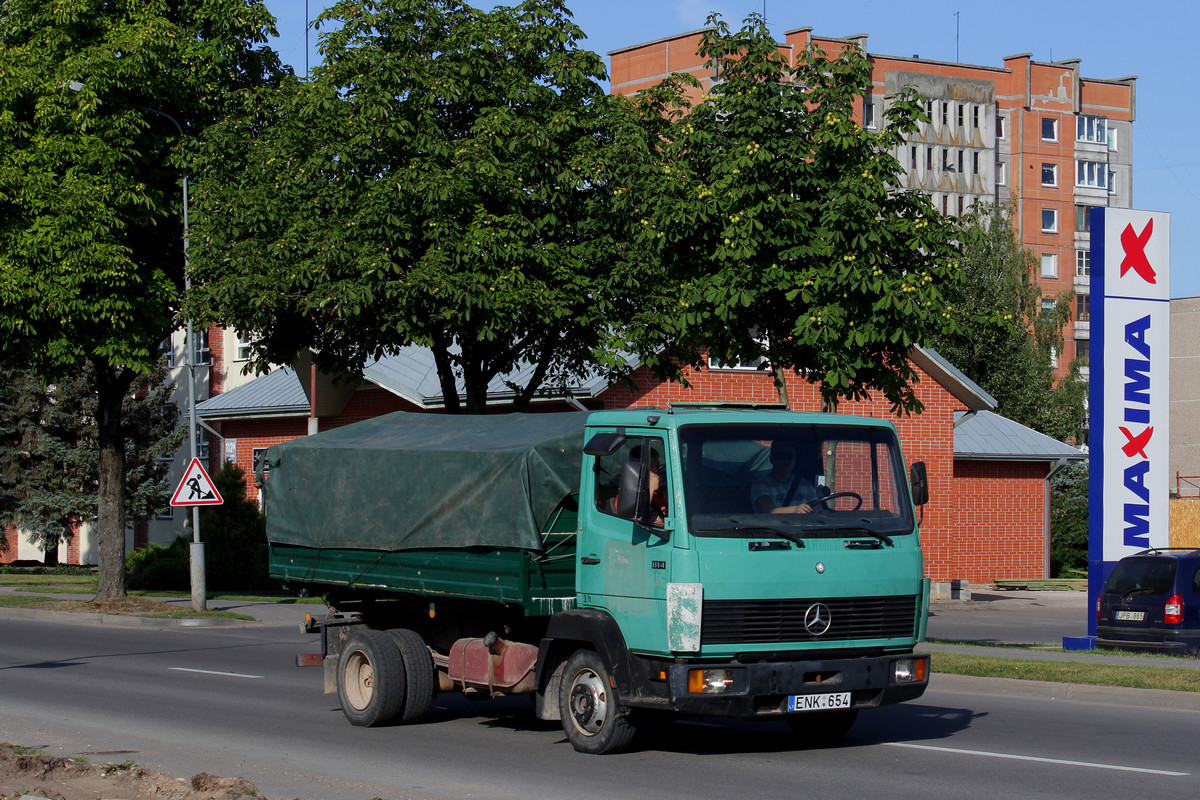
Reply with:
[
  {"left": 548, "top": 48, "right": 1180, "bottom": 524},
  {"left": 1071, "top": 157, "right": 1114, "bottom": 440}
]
[
  {"left": 0, "top": 572, "right": 324, "bottom": 603},
  {"left": 932, "top": 651, "right": 1200, "bottom": 693}
]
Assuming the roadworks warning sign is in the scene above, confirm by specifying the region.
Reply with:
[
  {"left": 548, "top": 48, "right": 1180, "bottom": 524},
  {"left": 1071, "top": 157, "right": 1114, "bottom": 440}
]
[{"left": 170, "top": 458, "right": 224, "bottom": 506}]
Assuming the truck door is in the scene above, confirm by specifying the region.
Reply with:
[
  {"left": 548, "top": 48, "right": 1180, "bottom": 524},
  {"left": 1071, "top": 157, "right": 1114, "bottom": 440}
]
[{"left": 578, "top": 435, "right": 674, "bottom": 654}]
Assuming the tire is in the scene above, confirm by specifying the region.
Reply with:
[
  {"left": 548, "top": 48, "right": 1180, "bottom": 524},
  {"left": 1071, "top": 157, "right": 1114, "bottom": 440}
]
[
  {"left": 337, "top": 629, "right": 406, "bottom": 726},
  {"left": 784, "top": 709, "right": 859, "bottom": 745},
  {"left": 559, "top": 649, "right": 637, "bottom": 755},
  {"left": 387, "top": 628, "right": 435, "bottom": 724}
]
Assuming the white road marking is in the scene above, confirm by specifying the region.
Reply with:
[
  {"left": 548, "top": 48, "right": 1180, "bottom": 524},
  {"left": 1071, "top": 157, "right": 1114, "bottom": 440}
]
[
  {"left": 884, "top": 742, "right": 1188, "bottom": 776},
  {"left": 169, "top": 667, "right": 263, "bottom": 679}
]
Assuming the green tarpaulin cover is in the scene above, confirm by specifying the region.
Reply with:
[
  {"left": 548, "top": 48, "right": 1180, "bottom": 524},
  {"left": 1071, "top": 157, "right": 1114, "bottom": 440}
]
[{"left": 261, "top": 411, "right": 588, "bottom": 552}]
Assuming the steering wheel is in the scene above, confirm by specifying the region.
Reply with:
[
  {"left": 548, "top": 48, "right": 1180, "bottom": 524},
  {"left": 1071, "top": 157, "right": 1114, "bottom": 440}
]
[{"left": 809, "top": 491, "right": 863, "bottom": 511}]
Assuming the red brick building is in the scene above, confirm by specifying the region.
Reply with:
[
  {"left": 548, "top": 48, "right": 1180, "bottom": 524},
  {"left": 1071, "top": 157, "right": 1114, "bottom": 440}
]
[
  {"left": 608, "top": 27, "right": 1136, "bottom": 379},
  {"left": 193, "top": 345, "right": 1082, "bottom": 586}
]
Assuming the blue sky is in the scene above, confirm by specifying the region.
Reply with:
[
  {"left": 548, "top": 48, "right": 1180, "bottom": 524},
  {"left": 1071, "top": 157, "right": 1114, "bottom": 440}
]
[{"left": 263, "top": 0, "right": 1197, "bottom": 298}]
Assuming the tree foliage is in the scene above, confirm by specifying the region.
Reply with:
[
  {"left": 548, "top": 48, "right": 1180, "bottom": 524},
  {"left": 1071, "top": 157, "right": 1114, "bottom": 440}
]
[
  {"left": 635, "top": 15, "right": 964, "bottom": 412},
  {"left": 928, "top": 203, "right": 1086, "bottom": 442},
  {"left": 0, "top": 360, "right": 183, "bottom": 556},
  {"left": 0, "top": 1, "right": 283, "bottom": 595},
  {"left": 1049, "top": 460, "right": 1088, "bottom": 577},
  {"left": 195, "top": 463, "right": 269, "bottom": 591},
  {"left": 187, "top": 0, "right": 670, "bottom": 414}
]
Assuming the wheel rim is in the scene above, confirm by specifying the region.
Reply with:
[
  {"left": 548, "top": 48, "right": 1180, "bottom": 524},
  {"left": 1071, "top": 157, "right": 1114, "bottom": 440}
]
[
  {"left": 343, "top": 648, "right": 375, "bottom": 711},
  {"left": 567, "top": 667, "right": 609, "bottom": 736}
]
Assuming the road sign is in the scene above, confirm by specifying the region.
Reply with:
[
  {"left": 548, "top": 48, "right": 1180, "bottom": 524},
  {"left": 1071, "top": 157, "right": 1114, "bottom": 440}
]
[{"left": 170, "top": 458, "right": 224, "bottom": 507}]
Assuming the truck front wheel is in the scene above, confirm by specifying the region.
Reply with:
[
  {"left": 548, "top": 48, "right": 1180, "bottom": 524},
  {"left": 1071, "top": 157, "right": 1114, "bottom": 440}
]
[
  {"left": 337, "top": 630, "right": 406, "bottom": 726},
  {"left": 559, "top": 649, "right": 637, "bottom": 755}
]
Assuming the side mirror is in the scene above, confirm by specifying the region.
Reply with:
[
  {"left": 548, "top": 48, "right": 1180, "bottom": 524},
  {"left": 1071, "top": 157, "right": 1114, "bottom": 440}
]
[
  {"left": 615, "top": 459, "right": 647, "bottom": 518},
  {"left": 584, "top": 431, "right": 627, "bottom": 457},
  {"left": 909, "top": 461, "right": 929, "bottom": 507}
]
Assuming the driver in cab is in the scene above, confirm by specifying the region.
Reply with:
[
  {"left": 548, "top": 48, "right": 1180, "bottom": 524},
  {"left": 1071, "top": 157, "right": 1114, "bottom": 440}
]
[{"left": 752, "top": 441, "right": 821, "bottom": 515}]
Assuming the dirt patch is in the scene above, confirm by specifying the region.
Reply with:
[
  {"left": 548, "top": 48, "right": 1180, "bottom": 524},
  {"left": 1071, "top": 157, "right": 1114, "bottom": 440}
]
[{"left": 0, "top": 745, "right": 282, "bottom": 800}]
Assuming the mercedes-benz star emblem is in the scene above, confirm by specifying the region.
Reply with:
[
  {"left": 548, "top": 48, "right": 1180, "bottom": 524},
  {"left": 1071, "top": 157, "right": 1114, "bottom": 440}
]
[{"left": 804, "top": 602, "right": 832, "bottom": 636}]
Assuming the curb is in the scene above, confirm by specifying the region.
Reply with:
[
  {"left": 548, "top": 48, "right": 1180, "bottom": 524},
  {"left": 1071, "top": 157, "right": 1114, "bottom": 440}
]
[
  {"left": 932, "top": 672, "right": 1200, "bottom": 713},
  {"left": 0, "top": 606, "right": 259, "bottom": 628}
]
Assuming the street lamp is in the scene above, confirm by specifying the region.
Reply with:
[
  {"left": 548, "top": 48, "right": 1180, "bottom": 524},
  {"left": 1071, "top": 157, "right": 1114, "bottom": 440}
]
[{"left": 68, "top": 81, "right": 207, "bottom": 611}]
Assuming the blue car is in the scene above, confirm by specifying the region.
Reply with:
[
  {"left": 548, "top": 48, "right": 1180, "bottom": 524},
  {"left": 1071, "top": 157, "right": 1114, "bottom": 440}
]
[{"left": 1096, "top": 548, "right": 1200, "bottom": 657}]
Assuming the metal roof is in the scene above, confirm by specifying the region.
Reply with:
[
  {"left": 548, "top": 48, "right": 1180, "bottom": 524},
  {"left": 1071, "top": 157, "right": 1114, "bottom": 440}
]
[
  {"left": 196, "top": 366, "right": 309, "bottom": 419},
  {"left": 954, "top": 410, "right": 1085, "bottom": 462}
]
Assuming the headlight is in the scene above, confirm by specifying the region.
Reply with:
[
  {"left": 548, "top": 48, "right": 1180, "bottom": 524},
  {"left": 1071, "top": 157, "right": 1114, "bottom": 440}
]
[
  {"left": 893, "top": 657, "right": 928, "bottom": 683},
  {"left": 687, "top": 668, "right": 736, "bottom": 694}
]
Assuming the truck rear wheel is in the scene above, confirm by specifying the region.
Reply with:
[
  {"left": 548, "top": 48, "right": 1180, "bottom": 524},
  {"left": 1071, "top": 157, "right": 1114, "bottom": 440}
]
[
  {"left": 337, "top": 629, "right": 406, "bottom": 726},
  {"left": 784, "top": 709, "right": 858, "bottom": 745},
  {"left": 387, "top": 628, "right": 435, "bottom": 723},
  {"left": 559, "top": 649, "right": 637, "bottom": 755}
]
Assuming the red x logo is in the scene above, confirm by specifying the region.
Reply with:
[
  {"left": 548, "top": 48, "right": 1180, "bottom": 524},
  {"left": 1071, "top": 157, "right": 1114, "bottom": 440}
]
[
  {"left": 1120, "top": 426, "right": 1153, "bottom": 459},
  {"left": 1120, "top": 220, "right": 1157, "bottom": 284}
]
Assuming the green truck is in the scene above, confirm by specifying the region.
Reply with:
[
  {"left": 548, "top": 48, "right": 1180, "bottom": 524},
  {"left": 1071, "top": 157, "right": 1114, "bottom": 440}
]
[{"left": 263, "top": 405, "right": 931, "bottom": 754}]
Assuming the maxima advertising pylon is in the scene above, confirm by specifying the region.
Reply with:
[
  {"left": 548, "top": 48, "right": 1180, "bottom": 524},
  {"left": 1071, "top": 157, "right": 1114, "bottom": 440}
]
[{"left": 1086, "top": 208, "right": 1170, "bottom": 641}]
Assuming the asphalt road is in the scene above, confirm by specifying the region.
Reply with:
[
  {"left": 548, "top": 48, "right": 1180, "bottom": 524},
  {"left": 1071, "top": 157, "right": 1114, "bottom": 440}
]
[{"left": 1, "top": 605, "right": 1197, "bottom": 800}]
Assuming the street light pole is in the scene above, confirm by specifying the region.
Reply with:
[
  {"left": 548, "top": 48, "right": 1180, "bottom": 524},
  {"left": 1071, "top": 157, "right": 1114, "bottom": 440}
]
[
  {"left": 138, "top": 107, "right": 207, "bottom": 613},
  {"left": 68, "top": 83, "right": 206, "bottom": 611}
]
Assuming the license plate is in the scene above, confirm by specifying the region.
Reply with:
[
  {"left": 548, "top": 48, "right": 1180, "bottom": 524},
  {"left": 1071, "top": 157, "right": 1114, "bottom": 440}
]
[
  {"left": 787, "top": 692, "right": 851, "bottom": 712},
  {"left": 1116, "top": 610, "right": 1145, "bottom": 622}
]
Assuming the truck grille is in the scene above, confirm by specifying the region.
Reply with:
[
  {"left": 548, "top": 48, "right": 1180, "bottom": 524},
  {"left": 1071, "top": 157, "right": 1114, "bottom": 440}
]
[{"left": 701, "top": 595, "right": 917, "bottom": 645}]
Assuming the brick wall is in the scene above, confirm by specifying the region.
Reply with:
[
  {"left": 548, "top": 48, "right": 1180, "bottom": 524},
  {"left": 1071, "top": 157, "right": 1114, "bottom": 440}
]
[{"left": 950, "top": 460, "right": 1051, "bottom": 583}]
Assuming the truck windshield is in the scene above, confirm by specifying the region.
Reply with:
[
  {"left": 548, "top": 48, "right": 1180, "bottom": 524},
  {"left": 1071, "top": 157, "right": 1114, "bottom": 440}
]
[{"left": 678, "top": 423, "right": 915, "bottom": 540}]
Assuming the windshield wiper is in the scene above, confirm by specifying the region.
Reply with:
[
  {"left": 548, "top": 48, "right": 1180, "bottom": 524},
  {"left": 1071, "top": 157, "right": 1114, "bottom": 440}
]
[
  {"left": 827, "top": 526, "right": 894, "bottom": 547},
  {"left": 695, "top": 525, "right": 806, "bottom": 548}
]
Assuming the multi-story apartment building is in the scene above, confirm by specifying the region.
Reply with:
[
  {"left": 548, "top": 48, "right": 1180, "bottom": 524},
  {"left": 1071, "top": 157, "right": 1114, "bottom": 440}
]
[{"left": 609, "top": 27, "right": 1136, "bottom": 380}]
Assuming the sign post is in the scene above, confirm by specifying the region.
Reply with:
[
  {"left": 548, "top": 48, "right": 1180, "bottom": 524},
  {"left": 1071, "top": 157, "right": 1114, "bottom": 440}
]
[
  {"left": 171, "top": 457, "right": 223, "bottom": 612},
  {"left": 1068, "top": 208, "right": 1171, "bottom": 649}
]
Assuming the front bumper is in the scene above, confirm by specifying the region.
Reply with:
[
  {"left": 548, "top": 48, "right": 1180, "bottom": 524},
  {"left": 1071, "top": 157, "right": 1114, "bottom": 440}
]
[{"left": 664, "top": 653, "right": 929, "bottom": 717}]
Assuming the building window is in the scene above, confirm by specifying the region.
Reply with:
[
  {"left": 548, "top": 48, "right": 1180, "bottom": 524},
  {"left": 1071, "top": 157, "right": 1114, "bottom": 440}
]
[
  {"left": 253, "top": 448, "right": 269, "bottom": 482},
  {"left": 1107, "top": 125, "right": 1119, "bottom": 152},
  {"left": 997, "top": 161, "right": 1007, "bottom": 186},
  {"left": 1041, "top": 163, "right": 1057, "bottom": 187},
  {"left": 161, "top": 337, "right": 175, "bottom": 368},
  {"left": 926, "top": 147, "right": 933, "bottom": 171},
  {"left": 910, "top": 146, "right": 918, "bottom": 170},
  {"left": 1041, "top": 117, "right": 1058, "bottom": 142},
  {"left": 957, "top": 196, "right": 965, "bottom": 216},
  {"left": 1041, "top": 298, "right": 1057, "bottom": 315},
  {"left": 193, "top": 330, "right": 210, "bottom": 366},
  {"left": 956, "top": 103, "right": 964, "bottom": 129},
  {"left": 1077, "top": 114, "right": 1108, "bottom": 144},
  {"left": 957, "top": 150, "right": 964, "bottom": 174},
  {"left": 972, "top": 151, "right": 980, "bottom": 176},
  {"left": 1041, "top": 208, "right": 1058, "bottom": 233},
  {"left": 1076, "top": 293, "right": 1090, "bottom": 321},
  {"left": 941, "top": 101, "right": 949, "bottom": 126},
  {"left": 1049, "top": 346, "right": 1059, "bottom": 369},
  {"left": 1076, "top": 249, "right": 1091, "bottom": 276},
  {"left": 195, "top": 427, "right": 210, "bottom": 460},
  {"left": 1040, "top": 253, "right": 1058, "bottom": 278},
  {"left": 1075, "top": 205, "right": 1093, "bottom": 232},
  {"left": 972, "top": 104, "right": 980, "bottom": 130},
  {"left": 707, "top": 350, "right": 766, "bottom": 371},
  {"left": 1076, "top": 339, "right": 1090, "bottom": 365},
  {"left": 924, "top": 98, "right": 934, "bottom": 120},
  {"left": 1076, "top": 160, "right": 1111, "bottom": 189},
  {"left": 996, "top": 114, "right": 1007, "bottom": 139},
  {"left": 236, "top": 334, "right": 252, "bottom": 361},
  {"left": 863, "top": 98, "right": 875, "bottom": 129},
  {"left": 155, "top": 505, "right": 174, "bottom": 521}
]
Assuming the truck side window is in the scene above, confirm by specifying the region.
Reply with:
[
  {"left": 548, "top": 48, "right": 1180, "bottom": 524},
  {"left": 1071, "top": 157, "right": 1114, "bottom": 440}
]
[{"left": 594, "top": 438, "right": 668, "bottom": 522}]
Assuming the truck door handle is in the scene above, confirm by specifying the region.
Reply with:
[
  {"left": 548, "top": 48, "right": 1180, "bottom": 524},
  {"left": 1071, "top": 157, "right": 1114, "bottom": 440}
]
[{"left": 580, "top": 556, "right": 601, "bottom": 565}]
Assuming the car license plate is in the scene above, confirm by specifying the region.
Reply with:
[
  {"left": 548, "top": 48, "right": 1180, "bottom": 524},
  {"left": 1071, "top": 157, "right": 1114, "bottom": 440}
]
[
  {"left": 1115, "top": 610, "right": 1145, "bottom": 621},
  {"left": 787, "top": 692, "right": 851, "bottom": 712}
]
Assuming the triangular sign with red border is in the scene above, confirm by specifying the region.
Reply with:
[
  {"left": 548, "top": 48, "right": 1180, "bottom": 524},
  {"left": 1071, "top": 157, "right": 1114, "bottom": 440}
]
[{"left": 170, "top": 458, "right": 224, "bottom": 506}]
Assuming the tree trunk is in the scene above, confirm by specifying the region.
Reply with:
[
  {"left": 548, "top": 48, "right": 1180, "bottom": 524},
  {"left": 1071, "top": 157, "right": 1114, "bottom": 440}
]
[
  {"left": 94, "top": 362, "right": 133, "bottom": 600},
  {"left": 771, "top": 362, "right": 790, "bottom": 408}
]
